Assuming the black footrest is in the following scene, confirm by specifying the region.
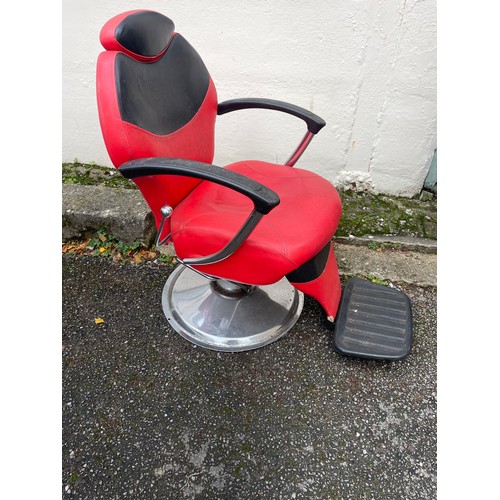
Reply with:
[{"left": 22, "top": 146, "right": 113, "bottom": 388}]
[{"left": 333, "top": 278, "right": 413, "bottom": 361}]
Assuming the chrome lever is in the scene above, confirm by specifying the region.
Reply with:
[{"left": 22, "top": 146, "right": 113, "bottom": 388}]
[{"left": 155, "top": 205, "right": 173, "bottom": 247}]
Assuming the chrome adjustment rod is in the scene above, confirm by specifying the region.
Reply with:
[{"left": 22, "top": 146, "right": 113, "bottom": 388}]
[{"left": 155, "top": 205, "right": 173, "bottom": 247}]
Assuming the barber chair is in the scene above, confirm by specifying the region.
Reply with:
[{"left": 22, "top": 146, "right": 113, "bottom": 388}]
[{"left": 96, "top": 10, "right": 412, "bottom": 359}]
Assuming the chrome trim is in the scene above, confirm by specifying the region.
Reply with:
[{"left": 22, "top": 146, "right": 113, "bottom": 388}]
[
  {"left": 285, "top": 130, "right": 314, "bottom": 167},
  {"left": 155, "top": 205, "right": 174, "bottom": 246},
  {"left": 182, "top": 210, "right": 264, "bottom": 266},
  {"left": 175, "top": 257, "right": 218, "bottom": 281}
]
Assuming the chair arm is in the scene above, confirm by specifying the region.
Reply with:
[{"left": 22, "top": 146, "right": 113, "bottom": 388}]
[
  {"left": 119, "top": 158, "right": 280, "bottom": 215},
  {"left": 217, "top": 97, "right": 326, "bottom": 134},
  {"left": 118, "top": 158, "right": 280, "bottom": 266}
]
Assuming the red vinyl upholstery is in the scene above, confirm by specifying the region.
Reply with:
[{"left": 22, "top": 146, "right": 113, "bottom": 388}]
[
  {"left": 171, "top": 160, "right": 342, "bottom": 285},
  {"left": 96, "top": 10, "right": 344, "bottom": 319}
]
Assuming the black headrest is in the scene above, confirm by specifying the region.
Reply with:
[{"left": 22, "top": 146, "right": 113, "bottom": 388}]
[{"left": 100, "top": 10, "right": 175, "bottom": 61}]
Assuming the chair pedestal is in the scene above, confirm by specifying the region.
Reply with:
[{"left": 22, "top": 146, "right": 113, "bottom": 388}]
[{"left": 162, "top": 265, "right": 304, "bottom": 352}]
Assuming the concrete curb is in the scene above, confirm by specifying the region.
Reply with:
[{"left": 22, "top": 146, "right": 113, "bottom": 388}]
[
  {"left": 335, "top": 242, "right": 436, "bottom": 287},
  {"left": 62, "top": 183, "right": 437, "bottom": 287},
  {"left": 334, "top": 234, "right": 437, "bottom": 254},
  {"left": 62, "top": 184, "right": 155, "bottom": 245}
]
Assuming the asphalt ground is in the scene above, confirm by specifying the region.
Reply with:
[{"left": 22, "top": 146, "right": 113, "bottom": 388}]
[{"left": 62, "top": 253, "right": 436, "bottom": 499}]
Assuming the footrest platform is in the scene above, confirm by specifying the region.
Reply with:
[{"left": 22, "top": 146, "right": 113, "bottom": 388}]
[{"left": 333, "top": 278, "right": 413, "bottom": 361}]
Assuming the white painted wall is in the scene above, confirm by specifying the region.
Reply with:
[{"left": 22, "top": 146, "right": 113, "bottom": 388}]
[{"left": 62, "top": 0, "right": 436, "bottom": 197}]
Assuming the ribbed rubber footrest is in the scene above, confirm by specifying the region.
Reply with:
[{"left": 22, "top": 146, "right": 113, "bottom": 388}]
[{"left": 333, "top": 278, "right": 412, "bottom": 360}]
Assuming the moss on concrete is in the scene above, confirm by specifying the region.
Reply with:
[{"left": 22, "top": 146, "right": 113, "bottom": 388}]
[
  {"left": 63, "top": 162, "right": 137, "bottom": 190},
  {"left": 337, "top": 190, "right": 436, "bottom": 240}
]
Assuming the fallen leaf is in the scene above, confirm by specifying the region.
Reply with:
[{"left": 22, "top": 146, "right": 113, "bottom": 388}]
[{"left": 94, "top": 317, "right": 105, "bottom": 325}]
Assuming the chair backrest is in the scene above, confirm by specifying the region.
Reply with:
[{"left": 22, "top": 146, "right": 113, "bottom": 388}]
[{"left": 96, "top": 10, "right": 218, "bottom": 232}]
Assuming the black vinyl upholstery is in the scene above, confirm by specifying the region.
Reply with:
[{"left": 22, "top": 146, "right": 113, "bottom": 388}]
[
  {"left": 115, "top": 34, "right": 211, "bottom": 135},
  {"left": 115, "top": 11, "right": 175, "bottom": 57}
]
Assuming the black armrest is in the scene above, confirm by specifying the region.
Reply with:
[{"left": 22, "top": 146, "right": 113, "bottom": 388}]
[
  {"left": 217, "top": 98, "right": 326, "bottom": 134},
  {"left": 119, "top": 158, "right": 280, "bottom": 215}
]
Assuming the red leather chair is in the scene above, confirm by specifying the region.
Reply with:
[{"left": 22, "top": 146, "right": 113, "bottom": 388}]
[{"left": 96, "top": 10, "right": 407, "bottom": 355}]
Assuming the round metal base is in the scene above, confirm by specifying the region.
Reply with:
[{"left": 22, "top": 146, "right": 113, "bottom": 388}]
[{"left": 162, "top": 265, "right": 304, "bottom": 352}]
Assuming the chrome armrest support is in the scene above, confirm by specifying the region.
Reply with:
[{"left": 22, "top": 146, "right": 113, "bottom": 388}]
[
  {"left": 181, "top": 210, "right": 264, "bottom": 266},
  {"left": 285, "top": 131, "right": 314, "bottom": 167},
  {"left": 217, "top": 98, "right": 325, "bottom": 167}
]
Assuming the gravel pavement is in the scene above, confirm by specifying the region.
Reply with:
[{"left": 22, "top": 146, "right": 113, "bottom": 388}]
[{"left": 62, "top": 253, "right": 436, "bottom": 499}]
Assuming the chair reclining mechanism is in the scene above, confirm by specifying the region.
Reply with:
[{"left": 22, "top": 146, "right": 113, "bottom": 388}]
[{"left": 96, "top": 10, "right": 413, "bottom": 360}]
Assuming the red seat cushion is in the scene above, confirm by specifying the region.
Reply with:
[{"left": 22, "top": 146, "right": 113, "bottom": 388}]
[{"left": 170, "top": 160, "right": 342, "bottom": 285}]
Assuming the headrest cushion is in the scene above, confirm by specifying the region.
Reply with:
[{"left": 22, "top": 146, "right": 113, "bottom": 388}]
[{"left": 100, "top": 10, "right": 175, "bottom": 61}]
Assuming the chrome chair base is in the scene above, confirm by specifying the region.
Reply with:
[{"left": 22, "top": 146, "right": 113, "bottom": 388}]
[{"left": 162, "top": 265, "right": 304, "bottom": 352}]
